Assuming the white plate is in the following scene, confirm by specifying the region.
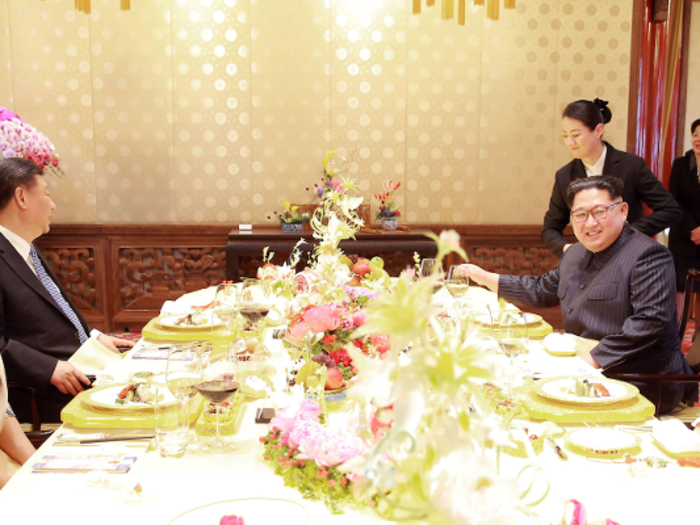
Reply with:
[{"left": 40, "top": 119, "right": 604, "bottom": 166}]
[
  {"left": 82, "top": 384, "right": 178, "bottom": 411},
  {"left": 169, "top": 498, "right": 308, "bottom": 525},
  {"left": 158, "top": 314, "right": 223, "bottom": 330},
  {"left": 535, "top": 377, "right": 638, "bottom": 406},
  {"left": 566, "top": 428, "right": 641, "bottom": 455},
  {"left": 474, "top": 312, "right": 543, "bottom": 326}
]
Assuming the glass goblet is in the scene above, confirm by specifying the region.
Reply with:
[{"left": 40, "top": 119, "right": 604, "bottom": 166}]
[
  {"left": 212, "top": 282, "right": 239, "bottom": 336},
  {"left": 166, "top": 344, "right": 204, "bottom": 442},
  {"left": 197, "top": 352, "right": 239, "bottom": 454},
  {"left": 446, "top": 265, "right": 470, "bottom": 311}
]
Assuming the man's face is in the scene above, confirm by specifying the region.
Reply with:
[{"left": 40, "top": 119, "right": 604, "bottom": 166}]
[
  {"left": 570, "top": 188, "right": 628, "bottom": 253},
  {"left": 23, "top": 175, "right": 56, "bottom": 238}
]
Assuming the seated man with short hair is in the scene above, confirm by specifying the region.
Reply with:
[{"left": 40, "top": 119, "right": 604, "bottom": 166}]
[
  {"left": 465, "top": 175, "right": 696, "bottom": 414},
  {"left": 0, "top": 158, "right": 134, "bottom": 422}
]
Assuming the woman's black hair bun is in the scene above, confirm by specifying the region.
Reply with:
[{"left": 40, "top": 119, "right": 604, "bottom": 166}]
[{"left": 593, "top": 98, "right": 612, "bottom": 124}]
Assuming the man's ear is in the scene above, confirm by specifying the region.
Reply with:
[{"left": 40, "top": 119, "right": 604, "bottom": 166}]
[{"left": 14, "top": 186, "right": 28, "bottom": 210}]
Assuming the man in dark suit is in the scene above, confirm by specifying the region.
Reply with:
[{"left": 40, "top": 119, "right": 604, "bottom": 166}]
[
  {"left": 467, "top": 176, "right": 695, "bottom": 414},
  {"left": 542, "top": 141, "right": 681, "bottom": 257},
  {"left": 0, "top": 158, "right": 133, "bottom": 422}
]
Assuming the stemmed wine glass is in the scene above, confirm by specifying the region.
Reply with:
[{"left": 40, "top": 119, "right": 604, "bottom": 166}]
[
  {"left": 238, "top": 278, "right": 270, "bottom": 339},
  {"left": 445, "top": 265, "right": 470, "bottom": 311},
  {"left": 196, "top": 350, "right": 239, "bottom": 454},
  {"left": 212, "top": 282, "right": 239, "bottom": 336},
  {"left": 420, "top": 258, "right": 444, "bottom": 295},
  {"left": 166, "top": 344, "right": 204, "bottom": 443},
  {"left": 492, "top": 310, "right": 529, "bottom": 394}
]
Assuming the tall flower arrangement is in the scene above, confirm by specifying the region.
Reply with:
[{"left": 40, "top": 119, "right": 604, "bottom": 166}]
[
  {"left": 0, "top": 108, "right": 64, "bottom": 176},
  {"left": 340, "top": 230, "right": 549, "bottom": 524}
]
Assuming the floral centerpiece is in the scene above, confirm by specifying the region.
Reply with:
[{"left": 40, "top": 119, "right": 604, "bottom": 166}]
[
  {"left": 374, "top": 181, "right": 401, "bottom": 231},
  {"left": 261, "top": 399, "right": 367, "bottom": 513},
  {"left": 0, "top": 107, "right": 64, "bottom": 176}
]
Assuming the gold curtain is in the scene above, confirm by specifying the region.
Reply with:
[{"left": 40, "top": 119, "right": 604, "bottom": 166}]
[
  {"left": 412, "top": 0, "right": 515, "bottom": 22},
  {"left": 660, "top": 0, "right": 685, "bottom": 174}
]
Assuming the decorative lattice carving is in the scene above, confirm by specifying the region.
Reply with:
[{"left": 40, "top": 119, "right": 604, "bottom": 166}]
[
  {"left": 468, "top": 246, "right": 559, "bottom": 276},
  {"left": 119, "top": 247, "right": 226, "bottom": 310},
  {"left": 42, "top": 248, "right": 97, "bottom": 311}
]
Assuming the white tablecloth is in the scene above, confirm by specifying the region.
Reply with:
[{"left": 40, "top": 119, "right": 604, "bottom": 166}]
[{"left": 1, "top": 287, "right": 698, "bottom": 525}]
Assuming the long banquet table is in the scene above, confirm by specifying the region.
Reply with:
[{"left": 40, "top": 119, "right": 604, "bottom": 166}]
[{"left": 1, "top": 287, "right": 699, "bottom": 525}]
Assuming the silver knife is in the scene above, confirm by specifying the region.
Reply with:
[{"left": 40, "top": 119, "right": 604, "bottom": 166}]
[{"left": 546, "top": 437, "right": 568, "bottom": 461}]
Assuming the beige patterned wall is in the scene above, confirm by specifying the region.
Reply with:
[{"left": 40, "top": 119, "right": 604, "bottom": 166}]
[
  {"left": 684, "top": 1, "right": 700, "bottom": 153},
  {"left": 0, "top": 0, "right": 632, "bottom": 225}
]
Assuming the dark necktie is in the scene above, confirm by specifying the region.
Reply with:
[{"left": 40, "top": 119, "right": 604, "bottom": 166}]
[{"left": 30, "top": 245, "right": 88, "bottom": 344}]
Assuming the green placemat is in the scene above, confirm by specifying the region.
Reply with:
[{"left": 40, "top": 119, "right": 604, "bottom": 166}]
[
  {"left": 519, "top": 384, "right": 655, "bottom": 424},
  {"left": 61, "top": 391, "right": 204, "bottom": 429}
]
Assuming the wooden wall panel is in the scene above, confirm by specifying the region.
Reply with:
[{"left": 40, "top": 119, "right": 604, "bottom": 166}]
[{"left": 36, "top": 223, "right": 568, "bottom": 332}]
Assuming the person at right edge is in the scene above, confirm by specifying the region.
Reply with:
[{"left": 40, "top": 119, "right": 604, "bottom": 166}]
[
  {"left": 542, "top": 98, "right": 681, "bottom": 258},
  {"left": 668, "top": 118, "right": 700, "bottom": 323}
]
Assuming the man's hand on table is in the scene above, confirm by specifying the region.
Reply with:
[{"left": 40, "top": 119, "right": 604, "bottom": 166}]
[
  {"left": 98, "top": 334, "right": 136, "bottom": 354},
  {"left": 578, "top": 350, "right": 601, "bottom": 369},
  {"left": 459, "top": 263, "right": 500, "bottom": 294},
  {"left": 51, "top": 361, "right": 90, "bottom": 395}
]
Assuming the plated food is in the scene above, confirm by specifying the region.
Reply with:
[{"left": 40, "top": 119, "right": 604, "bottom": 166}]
[
  {"left": 82, "top": 384, "right": 178, "bottom": 411},
  {"left": 534, "top": 377, "right": 638, "bottom": 406},
  {"left": 474, "top": 312, "right": 543, "bottom": 326},
  {"left": 159, "top": 313, "right": 223, "bottom": 330}
]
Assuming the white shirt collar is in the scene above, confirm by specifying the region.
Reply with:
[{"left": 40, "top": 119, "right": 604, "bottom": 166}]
[
  {"left": 583, "top": 145, "right": 607, "bottom": 177},
  {"left": 0, "top": 224, "right": 32, "bottom": 265}
]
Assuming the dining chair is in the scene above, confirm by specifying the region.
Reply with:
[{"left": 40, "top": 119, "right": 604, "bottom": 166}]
[
  {"left": 678, "top": 268, "right": 700, "bottom": 343},
  {"left": 6, "top": 383, "right": 55, "bottom": 447}
]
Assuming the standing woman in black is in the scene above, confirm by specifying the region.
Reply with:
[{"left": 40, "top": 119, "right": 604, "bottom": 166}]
[
  {"left": 668, "top": 118, "right": 700, "bottom": 319},
  {"left": 542, "top": 99, "right": 681, "bottom": 257}
]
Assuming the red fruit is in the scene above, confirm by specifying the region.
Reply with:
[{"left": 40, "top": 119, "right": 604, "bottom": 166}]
[
  {"left": 352, "top": 258, "right": 371, "bottom": 277},
  {"left": 325, "top": 367, "right": 344, "bottom": 390}
]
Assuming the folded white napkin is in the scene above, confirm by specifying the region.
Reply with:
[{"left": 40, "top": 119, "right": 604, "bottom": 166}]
[
  {"left": 68, "top": 337, "right": 124, "bottom": 375},
  {"left": 160, "top": 300, "right": 191, "bottom": 316},
  {"left": 543, "top": 333, "right": 577, "bottom": 353},
  {"left": 652, "top": 419, "right": 700, "bottom": 454}
]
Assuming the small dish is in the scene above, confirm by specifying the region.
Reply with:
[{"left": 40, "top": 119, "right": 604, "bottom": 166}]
[{"left": 565, "top": 428, "right": 641, "bottom": 456}]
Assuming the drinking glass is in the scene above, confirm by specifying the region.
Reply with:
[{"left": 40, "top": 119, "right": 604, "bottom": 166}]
[
  {"left": 446, "top": 265, "right": 470, "bottom": 310},
  {"left": 197, "top": 351, "right": 239, "bottom": 454},
  {"left": 237, "top": 278, "right": 271, "bottom": 340},
  {"left": 166, "top": 344, "right": 204, "bottom": 442},
  {"left": 420, "top": 258, "right": 445, "bottom": 296},
  {"left": 154, "top": 386, "right": 188, "bottom": 458},
  {"left": 212, "top": 282, "right": 239, "bottom": 336},
  {"left": 492, "top": 310, "right": 529, "bottom": 392}
]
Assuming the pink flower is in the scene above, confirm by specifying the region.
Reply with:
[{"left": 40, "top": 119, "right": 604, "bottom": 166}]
[
  {"left": 304, "top": 304, "right": 342, "bottom": 333},
  {"left": 369, "top": 334, "right": 390, "bottom": 354},
  {"left": 284, "top": 321, "right": 311, "bottom": 347},
  {"left": 220, "top": 515, "right": 245, "bottom": 525},
  {"left": 352, "top": 310, "right": 367, "bottom": 327},
  {"left": 439, "top": 230, "right": 461, "bottom": 251},
  {"left": 329, "top": 180, "right": 343, "bottom": 190}
]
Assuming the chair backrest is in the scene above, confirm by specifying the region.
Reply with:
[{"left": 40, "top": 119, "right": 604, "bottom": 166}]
[{"left": 679, "top": 268, "right": 700, "bottom": 340}]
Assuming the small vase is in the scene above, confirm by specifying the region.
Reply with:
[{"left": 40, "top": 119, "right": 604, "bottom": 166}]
[
  {"left": 282, "top": 222, "right": 303, "bottom": 234},
  {"left": 381, "top": 217, "right": 398, "bottom": 231}
]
